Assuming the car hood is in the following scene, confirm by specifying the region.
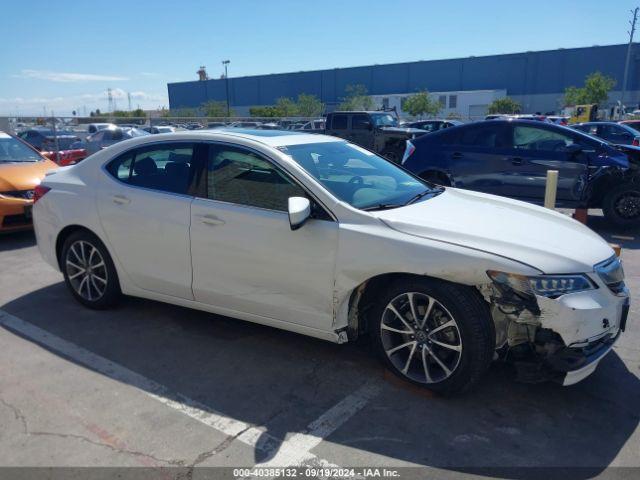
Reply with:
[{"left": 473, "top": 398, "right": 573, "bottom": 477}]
[
  {"left": 0, "top": 159, "right": 58, "bottom": 191},
  {"left": 373, "top": 188, "right": 613, "bottom": 274}
]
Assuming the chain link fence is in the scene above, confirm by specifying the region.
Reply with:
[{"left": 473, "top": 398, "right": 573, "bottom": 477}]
[{"left": 0, "top": 115, "right": 324, "bottom": 164}]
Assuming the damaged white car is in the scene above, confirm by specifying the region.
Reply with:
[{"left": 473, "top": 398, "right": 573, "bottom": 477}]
[{"left": 33, "top": 130, "right": 630, "bottom": 394}]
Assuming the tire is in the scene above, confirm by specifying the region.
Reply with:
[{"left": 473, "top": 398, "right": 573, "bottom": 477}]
[
  {"left": 602, "top": 182, "right": 640, "bottom": 229},
  {"left": 370, "top": 277, "right": 494, "bottom": 395},
  {"left": 381, "top": 149, "right": 401, "bottom": 164},
  {"left": 61, "top": 230, "right": 121, "bottom": 309}
]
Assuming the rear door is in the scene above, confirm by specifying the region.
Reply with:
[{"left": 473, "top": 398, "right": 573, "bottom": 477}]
[
  {"left": 441, "top": 122, "right": 514, "bottom": 196},
  {"left": 350, "top": 114, "right": 375, "bottom": 149},
  {"left": 96, "top": 142, "right": 201, "bottom": 298},
  {"left": 505, "top": 124, "right": 589, "bottom": 202}
]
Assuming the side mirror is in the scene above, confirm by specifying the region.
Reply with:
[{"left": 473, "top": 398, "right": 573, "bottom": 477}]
[
  {"left": 288, "top": 197, "right": 311, "bottom": 230},
  {"left": 364, "top": 121, "right": 373, "bottom": 130}
]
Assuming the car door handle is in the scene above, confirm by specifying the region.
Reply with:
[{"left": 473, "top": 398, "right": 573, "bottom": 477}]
[
  {"left": 199, "top": 214, "right": 225, "bottom": 226},
  {"left": 510, "top": 157, "right": 523, "bottom": 165},
  {"left": 451, "top": 152, "right": 463, "bottom": 159},
  {"left": 111, "top": 194, "right": 130, "bottom": 205}
]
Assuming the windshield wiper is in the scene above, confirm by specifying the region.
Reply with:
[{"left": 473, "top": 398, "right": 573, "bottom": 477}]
[
  {"left": 404, "top": 187, "right": 444, "bottom": 206},
  {"left": 361, "top": 203, "right": 405, "bottom": 211}
]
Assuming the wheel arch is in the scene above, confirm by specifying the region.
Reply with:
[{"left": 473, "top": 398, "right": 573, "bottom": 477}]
[
  {"left": 55, "top": 225, "right": 105, "bottom": 271},
  {"left": 344, "top": 272, "right": 489, "bottom": 340}
]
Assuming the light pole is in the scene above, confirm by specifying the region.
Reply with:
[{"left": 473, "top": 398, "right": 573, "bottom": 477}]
[
  {"left": 222, "top": 60, "right": 230, "bottom": 118},
  {"left": 621, "top": 7, "right": 639, "bottom": 118}
]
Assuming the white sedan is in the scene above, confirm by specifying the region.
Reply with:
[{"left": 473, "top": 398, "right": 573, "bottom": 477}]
[{"left": 33, "top": 130, "right": 629, "bottom": 394}]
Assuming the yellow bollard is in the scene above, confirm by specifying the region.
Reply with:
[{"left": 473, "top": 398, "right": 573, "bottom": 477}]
[{"left": 544, "top": 170, "right": 559, "bottom": 209}]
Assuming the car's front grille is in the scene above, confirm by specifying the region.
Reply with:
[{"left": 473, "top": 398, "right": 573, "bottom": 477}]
[
  {"left": 1, "top": 190, "right": 35, "bottom": 200},
  {"left": 595, "top": 256, "right": 627, "bottom": 295}
]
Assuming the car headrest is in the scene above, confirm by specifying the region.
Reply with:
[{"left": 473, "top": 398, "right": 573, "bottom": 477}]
[
  {"left": 165, "top": 161, "right": 189, "bottom": 176},
  {"left": 134, "top": 157, "right": 158, "bottom": 176}
]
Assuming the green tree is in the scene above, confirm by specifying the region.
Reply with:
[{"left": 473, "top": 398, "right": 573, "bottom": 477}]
[
  {"left": 338, "top": 84, "right": 374, "bottom": 111},
  {"left": 202, "top": 100, "right": 231, "bottom": 117},
  {"left": 274, "top": 97, "right": 299, "bottom": 116},
  {"left": 296, "top": 93, "right": 324, "bottom": 117},
  {"left": 487, "top": 97, "right": 521, "bottom": 114},
  {"left": 402, "top": 91, "right": 441, "bottom": 118},
  {"left": 563, "top": 71, "right": 616, "bottom": 106},
  {"left": 131, "top": 108, "right": 146, "bottom": 118},
  {"left": 249, "top": 105, "right": 280, "bottom": 117}
]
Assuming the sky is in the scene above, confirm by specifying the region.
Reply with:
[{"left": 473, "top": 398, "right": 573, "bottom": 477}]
[{"left": 1, "top": 0, "right": 639, "bottom": 116}]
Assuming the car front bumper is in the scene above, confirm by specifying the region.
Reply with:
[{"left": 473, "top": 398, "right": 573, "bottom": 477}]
[{"left": 0, "top": 197, "right": 33, "bottom": 233}]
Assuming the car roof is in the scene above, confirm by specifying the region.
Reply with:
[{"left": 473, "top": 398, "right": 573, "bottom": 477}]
[{"left": 118, "top": 129, "right": 340, "bottom": 148}]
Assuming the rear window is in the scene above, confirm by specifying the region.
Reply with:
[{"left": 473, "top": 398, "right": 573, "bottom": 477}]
[{"left": 330, "top": 114, "right": 348, "bottom": 130}]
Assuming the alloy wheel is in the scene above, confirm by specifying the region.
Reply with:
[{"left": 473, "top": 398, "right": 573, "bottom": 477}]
[
  {"left": 380, "top": 292, "right": 462, "bottom": 384},
  {"left": 614, "top": 191, "right": 640, "bottom": 219},
  {"left": 65, "top": 240, "right": 108, "bottom": 302}
]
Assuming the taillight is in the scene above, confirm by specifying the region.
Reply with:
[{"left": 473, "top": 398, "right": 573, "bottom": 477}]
[
  {"left": 33, "top": 185, "right": 51, "bottom": 204},
  {"left": 402, "top": 140, "right": 415, "bottom": 165},
  {"left": 633, "top": 138, "right": 639, "bottom": 147}
]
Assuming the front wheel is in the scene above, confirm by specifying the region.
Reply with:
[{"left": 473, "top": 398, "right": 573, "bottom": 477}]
[
  {"left": 61, "top": 231, "right": 121, "bottom": 309},
  {"left": 602, "top": 183, "right": 640, "bottom": 229},
  {"left": 370, "top": 278, "right": 494, "bottom": 395}
]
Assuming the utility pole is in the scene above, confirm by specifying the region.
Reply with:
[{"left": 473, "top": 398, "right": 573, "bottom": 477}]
[
  {"left": 222, "top": 60, "right": 230, "bottom": 118},
  {"left": 621, "top": 7, "right": 639, "bottom": 117}
]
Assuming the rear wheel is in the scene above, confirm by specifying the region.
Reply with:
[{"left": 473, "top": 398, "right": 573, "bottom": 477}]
[
  {"left": 370, "top": 277, "right": 494, "bottom": 395},
  {"left": 602, "top": 183, "right": 640, "bottom": 228},
  {"left": 61, "top": 231, "right": 121, "bottom": 309}
]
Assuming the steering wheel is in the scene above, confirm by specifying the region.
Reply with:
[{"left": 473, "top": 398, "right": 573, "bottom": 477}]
[{"left": 348, "top": 176, "right": 364, "bottom": 186}]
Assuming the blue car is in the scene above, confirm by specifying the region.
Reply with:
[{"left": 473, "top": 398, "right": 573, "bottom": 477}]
[{"left": 401, "top": 119, "right": 640, "bottom": 227}]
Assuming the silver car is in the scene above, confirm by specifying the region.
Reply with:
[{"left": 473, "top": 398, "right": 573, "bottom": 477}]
[{"left": 73, "top": 127, "right": 150, "bottom": 155}]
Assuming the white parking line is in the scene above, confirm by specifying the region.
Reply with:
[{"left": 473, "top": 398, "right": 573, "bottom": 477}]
[{"left": 0, "top": 309, "right": 381, "bottom": 467}]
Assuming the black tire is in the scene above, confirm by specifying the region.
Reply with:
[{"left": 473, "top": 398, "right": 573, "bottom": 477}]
[
  {"left": 602, "top": 182, "right": 640, "bottom": 229},
  {"left": 420, "top": 171, "right": 451, "bottom": 186},
  {"left": 370, "top": 277, "right": 494, "bottom": 395},
  {"left": 61, "top": 230, "right": 121, "bottom": 309},
  {"left": 381, "top": 149, "right": 401, "bottom": 164}
]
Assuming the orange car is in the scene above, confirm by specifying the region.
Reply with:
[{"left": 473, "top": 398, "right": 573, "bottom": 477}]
[{"left": 0, "top": 132, "right": 58, "bottom": 233}]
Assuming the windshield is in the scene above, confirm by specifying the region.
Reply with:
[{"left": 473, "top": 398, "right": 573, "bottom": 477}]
[
  {"left": 0, "top": 134, "right": 42, "bottom": 162},
  {"left": 278, "top": 141, "right": 441, "bottom": 210},
  {"left": 371, "top": 113, "right": 398, "bottom": 127}
]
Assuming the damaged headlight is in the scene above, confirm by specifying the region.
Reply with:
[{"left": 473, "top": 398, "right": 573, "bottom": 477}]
[{"left": 487, "top": 270, "right": 595, "bottom": 299}]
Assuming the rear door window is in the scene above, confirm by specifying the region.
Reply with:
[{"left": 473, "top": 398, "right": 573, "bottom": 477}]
[
  {"left": 330, "top": 114, "right": 348, "bottom": 130},
  {"left": 106, "top": 143, "right": 196, "bottom": 194},
  {"left": 513, "top": 126, "right": 578, "bottom": 152}
]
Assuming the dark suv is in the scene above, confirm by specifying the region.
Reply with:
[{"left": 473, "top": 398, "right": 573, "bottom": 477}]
[
  {"left": 324, "top": 111, "right": 426, "bottom": 163},
  {"left": 401, "top": 119, "right": 640, "bottom": 227}
]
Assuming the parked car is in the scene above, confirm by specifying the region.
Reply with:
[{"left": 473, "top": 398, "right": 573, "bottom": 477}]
[
  {"left": 206, "top": 122, "right": 227, "bottom": 129},
  {"left": 547, "top": 116, "right": 569, "bottom": 126},
  {"left": 401, "top": 119, "right": 640, "bottom": 227},
  {"left": 87, "top": 123, "right": 116, "bottom": 134},
  {"left": 228, "top": 121, "right": 262, "bottom": 128},
  {"left": 0, "top": 131, "right": 57, "bottom": 232},
  {"left": 257, "top": 122, "right": 282, "bottom": 130},
  {"left": 619, "top": 119, "right": 640, "bottom": 132},
  {"left": 142, "top": 126, "right": 177, "bottom": 134},
  {"left": 323, "top": 111, "right": 427, "bottom": 163},
  {"left": 297, "top": 119, "right": 326, "bottom": 131},
  {"left": 34, "top": 130, "right": 628, "bottom": 393},
  {"left": 405, "top": 119, "right": 463, "bottom": 132},
  {"left": 18, "top": 128, "right": 80, "bottom": 151},
  {"left": 571, "top": 122, "right": 640, "bottom": 146},
  {"left": 485, "top": 114, "right": 550, "bottom": 122},
  {"left": 71, "top": 127, "right": 150, "bottom": 155}
]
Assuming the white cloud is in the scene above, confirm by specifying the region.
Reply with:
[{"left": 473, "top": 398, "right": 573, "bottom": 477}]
[
  {"left": 16, "top": 69, "right": 129, "bottom": 83},
  {"left": 0, "top": 89, "right": 168, "bottom": 115}
]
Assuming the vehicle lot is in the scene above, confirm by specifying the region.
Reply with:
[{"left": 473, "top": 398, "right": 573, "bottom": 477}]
[{"left": 0, "top": 211, "right": 638, "bottom": 478}]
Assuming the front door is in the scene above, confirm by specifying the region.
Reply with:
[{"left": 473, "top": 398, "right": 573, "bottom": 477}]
[
  {"left": 96, "top": 142, "right": 199, "bottom": 299},
  {"left": 505, "top": 124, "right": 589, "bottom": 203},
  {"left": 190, "top": 143, "right": 338, "bottom": 330}
]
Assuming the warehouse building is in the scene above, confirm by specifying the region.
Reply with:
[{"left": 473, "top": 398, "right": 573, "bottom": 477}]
[{"left": 167, "top": 43, "right": 640, "bottom": 119}]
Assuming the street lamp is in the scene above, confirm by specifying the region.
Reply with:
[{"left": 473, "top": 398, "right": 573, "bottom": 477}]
[{"left": 222, "top": 60, "right": 230, "bottom": 118}]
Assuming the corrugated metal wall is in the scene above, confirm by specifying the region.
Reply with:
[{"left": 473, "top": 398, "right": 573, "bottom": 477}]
[{"left": 168, "top": 43, "right": 639, "bottom": 110}]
